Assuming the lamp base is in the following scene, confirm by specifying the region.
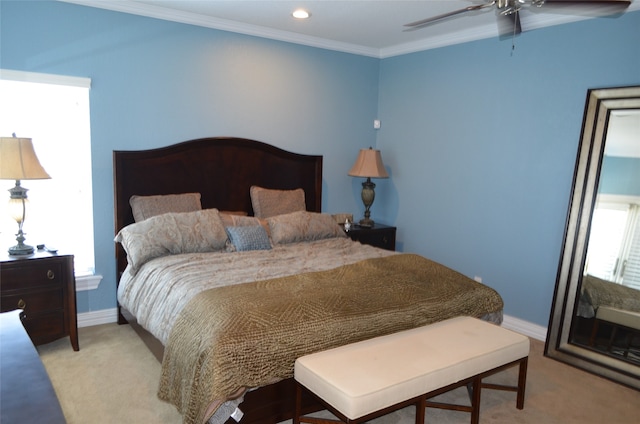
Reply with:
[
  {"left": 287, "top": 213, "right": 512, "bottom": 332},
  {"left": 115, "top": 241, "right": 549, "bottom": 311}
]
[
  {"left": 358, "top": 218, "right": 375, "bottom": 228},
  {"left": 8, "top": 227, "right": 34, "bottom": 256},
  {"left": 358, "top": 178, "right": 376, "bottom": 228},
  {"left": 8, "top": 243, "right": 34, "bottom": 256}
]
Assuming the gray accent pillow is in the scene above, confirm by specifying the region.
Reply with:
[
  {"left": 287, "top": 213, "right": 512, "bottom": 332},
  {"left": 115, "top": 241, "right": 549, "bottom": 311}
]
[{"left": 226, "top": 226, "right": 272, "bottom": 251}]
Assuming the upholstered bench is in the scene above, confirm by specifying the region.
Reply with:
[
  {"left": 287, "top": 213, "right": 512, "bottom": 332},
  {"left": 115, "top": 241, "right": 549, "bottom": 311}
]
[
  {"left": 294, "top": 316, "right": 529, "bottom": 424},
  {"left": 589, "top": 306, "right": 640, "bottom": 357}
]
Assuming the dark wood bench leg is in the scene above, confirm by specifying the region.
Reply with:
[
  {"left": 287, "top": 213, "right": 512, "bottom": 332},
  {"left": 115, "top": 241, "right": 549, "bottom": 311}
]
[
  {"left": 589, "top": 319, "right": 600, "bottom": 346},
  {"left": 294, "top": 383, "right": 302, "bottom": 424},
  {"left": 415, "top": 396, "right": 426, "bottom": 424},
  {"left": 470, "top": 377, "right": 481, "bottom": 424},
  {"left": 607, "top": 325, "right": 619, "bottom": 352},
  {"left": 516, "top": 357, "right": 528, "bottom": 410}
]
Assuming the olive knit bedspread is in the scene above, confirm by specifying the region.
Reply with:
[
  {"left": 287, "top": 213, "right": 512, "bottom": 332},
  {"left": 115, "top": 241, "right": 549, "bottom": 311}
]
[{"left": 158, "top": 253, "right": 504, "bottom": 424}]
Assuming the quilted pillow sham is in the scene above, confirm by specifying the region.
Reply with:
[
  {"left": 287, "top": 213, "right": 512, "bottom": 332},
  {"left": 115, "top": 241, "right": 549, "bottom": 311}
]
[
  {"left": 115, "top": 208, "right": 227, "bottom": 274},
  {"left": 250, "top": 186, "right": 306, "bottom": 218},
  {"left": 267, "top": 210, "right": 347, "bottom": 245},
  {"left": 130, "top": 193, "right": 202, "bottom": 222}
]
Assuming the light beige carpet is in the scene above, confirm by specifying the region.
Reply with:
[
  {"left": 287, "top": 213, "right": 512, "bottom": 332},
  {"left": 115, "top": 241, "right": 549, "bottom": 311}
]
[{"left": 38, "top": 323, "right": 640, "bottom": 424}]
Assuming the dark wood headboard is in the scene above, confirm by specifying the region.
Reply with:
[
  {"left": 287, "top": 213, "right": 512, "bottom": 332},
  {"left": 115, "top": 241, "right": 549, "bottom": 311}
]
[{"left": 113, "top": 137, "right": 323, "bottom": 277}]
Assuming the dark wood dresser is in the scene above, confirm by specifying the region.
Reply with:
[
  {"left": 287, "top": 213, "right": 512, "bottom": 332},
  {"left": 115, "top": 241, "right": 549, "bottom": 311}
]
[
  {"left": 346, "top": 223, "right": 396, "bottom": 251},
  {"left": 0, "top": 252, "right": 78, "bottom": 351},
  {"left": 0, "top": 309, "right": 66, "bottom": 423}
]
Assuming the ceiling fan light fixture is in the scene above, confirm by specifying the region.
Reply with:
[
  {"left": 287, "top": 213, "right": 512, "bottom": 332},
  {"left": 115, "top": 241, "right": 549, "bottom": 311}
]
[
  {"left": 292, "top": 9, "right": 311, "bottom": 19},
  {"left": 499, "top": 0, "right": 525, "bottom": 15}
]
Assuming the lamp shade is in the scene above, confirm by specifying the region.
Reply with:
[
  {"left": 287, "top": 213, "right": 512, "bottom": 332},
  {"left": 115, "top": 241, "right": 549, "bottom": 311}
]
[
  {"left": 0, "top": 137, "right": 51, "bottom": 180},
  {"left": 348, "top": 147, "right": 389, "bottom": 179}
]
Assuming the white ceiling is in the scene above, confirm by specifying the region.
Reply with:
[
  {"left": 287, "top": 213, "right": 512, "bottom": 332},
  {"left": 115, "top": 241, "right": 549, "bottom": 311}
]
[{"left": 61, "top": 1, "right": 639, "bottom": 58}]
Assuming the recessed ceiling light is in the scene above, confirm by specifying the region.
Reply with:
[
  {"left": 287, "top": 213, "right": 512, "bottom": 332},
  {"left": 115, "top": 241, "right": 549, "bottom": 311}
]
[{"left": 292, "top": 9, "right": 310, "bottom": 19}]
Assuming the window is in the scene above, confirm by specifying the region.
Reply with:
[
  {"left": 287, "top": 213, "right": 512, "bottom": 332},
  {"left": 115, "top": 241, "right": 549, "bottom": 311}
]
[
  {"left": 585, "top": 195, "right": 640, "bottom": 290},
  {"left": 0, "top": 70, "right": 95, "bottom": 277}
]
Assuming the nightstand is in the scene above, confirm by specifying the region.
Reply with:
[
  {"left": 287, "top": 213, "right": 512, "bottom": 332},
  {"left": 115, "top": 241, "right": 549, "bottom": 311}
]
[
  {"left": 0, "top": 251, "right": 78, "bottom": 351},
  {"left": 346, "top": 223, "right": 396, "bottom": 251}
]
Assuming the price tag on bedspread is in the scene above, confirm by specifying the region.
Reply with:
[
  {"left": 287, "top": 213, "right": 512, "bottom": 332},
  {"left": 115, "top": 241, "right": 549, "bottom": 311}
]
[{"left": 231, "top": 407, "right": 244, "bottom": 422}]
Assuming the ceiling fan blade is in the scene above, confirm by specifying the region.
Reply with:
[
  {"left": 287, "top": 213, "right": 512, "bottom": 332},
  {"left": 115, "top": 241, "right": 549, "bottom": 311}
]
[
  {"left": 542, "top": 0, "right": 630, "bottom": 5},
  {"left": 404, "top": 2, "right": 495, "bottom": 29},
  {"left": 539, "top": 0, "right": 631, "bottom": 15},
  {"left": 497, "top": 9, "right": 523, "bottom": 38}
]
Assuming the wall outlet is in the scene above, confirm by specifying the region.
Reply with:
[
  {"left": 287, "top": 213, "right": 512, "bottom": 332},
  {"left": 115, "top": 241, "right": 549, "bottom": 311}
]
[{"left": 474, "top": 276, "right": 483, "bottom": 283}]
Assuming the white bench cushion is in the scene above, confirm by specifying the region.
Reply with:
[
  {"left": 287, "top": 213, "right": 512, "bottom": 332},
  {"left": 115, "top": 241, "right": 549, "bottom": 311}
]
[
  {"left": 597, "top": 306, "right": 640, "bottom": 331},
  {"left": 294, "top": 316, "right": 529, "bottom": 420}
]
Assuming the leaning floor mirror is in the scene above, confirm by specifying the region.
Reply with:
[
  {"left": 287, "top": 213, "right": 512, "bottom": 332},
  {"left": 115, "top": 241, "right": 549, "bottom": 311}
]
[{"left": 545, "top": 85, "right": 640, "bottom": 389}]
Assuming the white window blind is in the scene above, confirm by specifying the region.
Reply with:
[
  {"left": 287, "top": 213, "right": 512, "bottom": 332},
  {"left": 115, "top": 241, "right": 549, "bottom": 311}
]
[
  {"left": 0, "top": 70, "right": 95, "bottom": 276},
  {"left": 585, "top": 197, "right": 640, "bottom": 291},
  {"left": 585, "top": 204, "right": 628, "bottom": 281}
]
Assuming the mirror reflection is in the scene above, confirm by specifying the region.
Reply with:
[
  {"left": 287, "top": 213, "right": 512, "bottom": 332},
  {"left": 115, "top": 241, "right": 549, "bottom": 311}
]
[{"left": 571, "top": 110, "right": 640, "bottom": 366}]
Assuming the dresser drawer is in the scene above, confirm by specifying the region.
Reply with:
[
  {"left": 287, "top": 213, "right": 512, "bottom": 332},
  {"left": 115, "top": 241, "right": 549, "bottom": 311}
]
[
  {"left": 22, "top": 310, "right": 67, "bottom": 345},
  {"left": 0, "top": 287, "right": 64, "bottom": 314},
  {"left": 0, "top": 261, "right": 63, "bottom": 291},
  {"left": 351, "top": 231, "right": 395, "bottom": 250},
  {"left": 347, "top": 225, "right": 396, "bottom": 251}
]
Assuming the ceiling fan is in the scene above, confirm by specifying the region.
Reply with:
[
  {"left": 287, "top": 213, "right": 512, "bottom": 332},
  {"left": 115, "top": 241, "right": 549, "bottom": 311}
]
[{"left": 404, "top": 0, "right": 632, "bottom": 37}]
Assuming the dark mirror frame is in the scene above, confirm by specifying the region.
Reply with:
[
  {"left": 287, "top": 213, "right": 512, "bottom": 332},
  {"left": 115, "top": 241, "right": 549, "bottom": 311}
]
[{"left": 545, "top": 85, "right": 640, "bottom": 389}]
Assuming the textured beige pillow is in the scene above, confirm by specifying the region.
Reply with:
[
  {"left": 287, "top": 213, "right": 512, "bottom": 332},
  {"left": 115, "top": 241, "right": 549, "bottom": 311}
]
[
  {"left": 115, "top": 208, "right": 227, "bottom": 274},
  {"left": 250, "top": 186, "right": 305, "bottom": 218},
  {"left": 267, "top": 211, "right": 347, "bottom": 245},
  {"left": 129, "top": 193, "right": 202, "bottom": 222}
]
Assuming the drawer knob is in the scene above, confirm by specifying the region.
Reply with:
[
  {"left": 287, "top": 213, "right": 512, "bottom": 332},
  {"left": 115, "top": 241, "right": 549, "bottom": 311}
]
[
  {"left": 47, "top": 270, "right": 55, "bottom": 280},
  {"left": 17, "top": 298, "right": 26, "bottom": 309}
]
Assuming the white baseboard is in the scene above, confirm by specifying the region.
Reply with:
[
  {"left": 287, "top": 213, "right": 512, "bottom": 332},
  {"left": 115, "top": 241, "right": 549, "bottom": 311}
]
[
  {"left": 77, "top": 308, "right": 118, "bottom": 328},
  {"left": 78, "top": 309, "right": 549, "bottom": 341},
  {"left": 502, "top": 314, "right": 547, "bottom": 341}
]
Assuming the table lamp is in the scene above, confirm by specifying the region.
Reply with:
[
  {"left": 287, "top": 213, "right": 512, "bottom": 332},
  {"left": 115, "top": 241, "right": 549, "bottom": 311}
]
[
  {"left": 348, "top": 147, "right": 388, "bottom": 227},
  {"left": 0, "top": 136, "right": 51, "bottom": 255}
]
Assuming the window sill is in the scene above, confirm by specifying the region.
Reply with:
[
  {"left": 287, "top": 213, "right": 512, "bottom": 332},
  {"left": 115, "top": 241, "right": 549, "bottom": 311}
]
[{"left": 76, "top": 274, "right": 102, "bottom": 291}]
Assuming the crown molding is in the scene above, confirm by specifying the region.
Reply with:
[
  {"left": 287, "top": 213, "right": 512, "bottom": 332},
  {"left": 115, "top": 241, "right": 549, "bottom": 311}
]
[
  {"left": 379, "top": 22, "right": 500, "bottom": 58},
  {"left": 59, "top": 0, "right": 381, "bottom": 58},
  {"left": 60, "top": 1, "right": 640, "bottom": 59}
]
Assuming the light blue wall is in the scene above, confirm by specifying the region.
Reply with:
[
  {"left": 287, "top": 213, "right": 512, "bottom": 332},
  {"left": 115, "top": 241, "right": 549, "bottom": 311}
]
[
  {"left": 1, "top": 1, "right": 379, "bottom": 313},
  {"left": 600, "top": 156, "right": 640, "bottom": 196},
  {"left": 376, "top": 11, "right": 640, "bottom": 325},
  {"left": 2, "top": 1, "right": 639, "bottom": 327}
]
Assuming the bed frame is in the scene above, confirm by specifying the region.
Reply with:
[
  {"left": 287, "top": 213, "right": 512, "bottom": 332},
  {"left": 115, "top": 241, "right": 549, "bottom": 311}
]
[{"left": 113, "top": 137, "right": 324, "bottom": 424}]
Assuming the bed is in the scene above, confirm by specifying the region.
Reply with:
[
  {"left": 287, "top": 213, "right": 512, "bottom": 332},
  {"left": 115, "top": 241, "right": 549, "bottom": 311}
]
[
  {"left": 577, "top": 274, "right": 640, "bottom": 319},
  {"left": 113, "top": 137, "right": 504, "bottom": 424}
]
